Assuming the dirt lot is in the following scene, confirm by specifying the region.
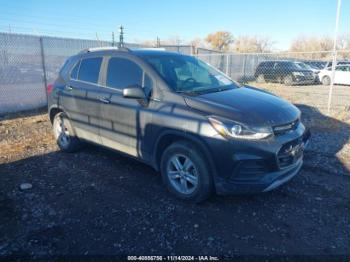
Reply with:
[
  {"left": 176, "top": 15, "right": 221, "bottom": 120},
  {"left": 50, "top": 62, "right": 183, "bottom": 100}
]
[{"left": 0, "top": 84, "right": 350, "bottom": 257}]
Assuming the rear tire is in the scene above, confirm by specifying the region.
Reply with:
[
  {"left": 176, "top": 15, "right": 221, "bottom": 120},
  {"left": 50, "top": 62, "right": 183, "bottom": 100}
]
[
  {"left": 256, "top": 74, "right": 265, "bottom": 83},
  {"left": 322, "top": 76, "right": 331, "bottom": 86},
  {"left": 53, "top": 112, "right": 82, "bottom": 152},
  {"left": 160, "top": 141, "right": 213, "bottom": 203}
]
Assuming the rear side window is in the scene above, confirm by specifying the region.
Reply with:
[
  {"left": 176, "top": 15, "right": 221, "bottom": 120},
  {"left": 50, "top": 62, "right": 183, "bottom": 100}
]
[
  {"left": 70, "top": 60, "right": 80, "bottom": 79},
  {"left": 107, "top": 57, "right": 142, "bottom": 89},
  {"left": 78, "top": 57, "right": 102, "bottom": 84},
  {"left": 259, "top": 62, "right": 273, "bottom": 68}
]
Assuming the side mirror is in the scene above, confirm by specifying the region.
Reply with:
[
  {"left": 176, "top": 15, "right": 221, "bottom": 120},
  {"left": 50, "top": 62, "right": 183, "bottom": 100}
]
[{"left": 123, "top": 85, "right": 146, "bottom": 100}]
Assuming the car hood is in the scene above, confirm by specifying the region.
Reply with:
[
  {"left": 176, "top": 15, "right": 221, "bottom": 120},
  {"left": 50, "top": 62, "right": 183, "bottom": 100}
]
[{"left": 184, "top": 86, "right": 300, "bottom": 126}]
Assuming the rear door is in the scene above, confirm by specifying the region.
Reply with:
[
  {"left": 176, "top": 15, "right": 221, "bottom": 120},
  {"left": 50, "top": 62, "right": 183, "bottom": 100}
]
[
  {"left": 98, "top": 54, "right": 155, "bottom": 160},
  {"left": 264, "top": 61, "right": 275, "bottom": 81},
  {"left": 344, "top": 66, "right": 350, "bottom": 85},
  {"left": 60, "top": 55, "right": 104, "bottom": 144}
]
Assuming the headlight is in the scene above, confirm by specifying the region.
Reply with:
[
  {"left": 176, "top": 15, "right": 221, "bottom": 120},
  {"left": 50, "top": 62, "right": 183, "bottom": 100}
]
[
  {"left": 208, "top": 116, "right": 272, "bottom": 140},
  {"left": 293, "top": 72, "right": 304, "bottom": 77}
]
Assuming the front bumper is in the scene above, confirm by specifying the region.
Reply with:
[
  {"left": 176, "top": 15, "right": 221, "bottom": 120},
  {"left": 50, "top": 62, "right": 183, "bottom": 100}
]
[
  {"left": 206, "top": 125, "right": 311, "bottom": 195},
  {"left": 293, "top": 75, "right": 315, "bottom": 85}
]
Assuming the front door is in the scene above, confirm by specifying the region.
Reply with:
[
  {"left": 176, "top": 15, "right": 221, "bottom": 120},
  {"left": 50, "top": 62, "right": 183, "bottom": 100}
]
[
  {"left": 335, "top": 66, "right": 350, "bottom": 85},
  {"left": 98, "top": 55, "right": 154, "bottom": 160}
]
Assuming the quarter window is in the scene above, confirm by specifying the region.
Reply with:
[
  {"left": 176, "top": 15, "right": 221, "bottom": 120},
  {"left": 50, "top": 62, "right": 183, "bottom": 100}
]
[
  {"left": 144, "top": 73, "right": 153, "bottom": 98},
  {"left": 107, "top": 57, "right": 142, "bottom": 89},
  {"left": 70, "top": 60, "right": 80, "bottom": 79},
  {"left": 78, "top": 57, "right": 102, "bottom": 84}
]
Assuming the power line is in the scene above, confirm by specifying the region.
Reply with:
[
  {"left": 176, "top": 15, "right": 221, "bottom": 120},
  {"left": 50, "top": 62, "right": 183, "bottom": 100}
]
[
  {"left": 0, "top": 12, "right": 115, "bottom": 29},
  {"left": 0, "top": 18, "right": 115, "bottom": 35}
]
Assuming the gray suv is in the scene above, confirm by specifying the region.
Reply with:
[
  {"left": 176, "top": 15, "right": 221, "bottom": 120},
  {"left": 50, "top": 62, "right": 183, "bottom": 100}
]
[{"left": 48, "top": 47, "right": 310, "bottom": 202}]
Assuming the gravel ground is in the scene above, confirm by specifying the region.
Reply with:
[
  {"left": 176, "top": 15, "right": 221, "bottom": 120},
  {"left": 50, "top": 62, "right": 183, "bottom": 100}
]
[{"left": 0, "top": 86, "right": 350, "bottom": 257}]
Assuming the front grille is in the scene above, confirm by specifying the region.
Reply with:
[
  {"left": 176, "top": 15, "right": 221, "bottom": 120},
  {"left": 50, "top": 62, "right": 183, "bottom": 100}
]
[
  {"left": 273, "top": 119, "right": 299, "bottom": 135},
  {"left": 277, "top": 137, "right": 304, "bottom": 169}
]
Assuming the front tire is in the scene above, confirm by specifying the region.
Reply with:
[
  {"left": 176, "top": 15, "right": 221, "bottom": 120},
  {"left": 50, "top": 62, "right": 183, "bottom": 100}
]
[
  {"left": 53, "top": 112, "right": 82, "bottom": 152},
  {"left": 322, "top": 76, "right": 331, "bottom": 86},
  {"left": 160, "top": 141, "right": 213, "bottom": 203},
  {"left": 283, "top": 75, "right": 294, "bottom": 86}
]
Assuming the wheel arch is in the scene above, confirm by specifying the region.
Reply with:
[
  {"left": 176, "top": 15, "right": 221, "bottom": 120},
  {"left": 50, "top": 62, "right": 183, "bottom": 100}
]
[
  {"left": 152, "top": 129, "right": 217, "bottom": 177},
  {"left": 48, "top": 105, "right": 63, "bottom": 123}
]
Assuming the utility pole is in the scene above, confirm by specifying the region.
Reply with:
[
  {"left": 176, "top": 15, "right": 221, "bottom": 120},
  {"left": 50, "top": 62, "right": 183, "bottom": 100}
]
[
  {"left": 156, "top": 36, "right": 160, "bottom": 47},
  {"left": 118, "top": 25, "right": 124, "bottom": 48},
  {"left": 327, "top": 0, "right": 342, "bottom": 115},
  {"left": 95, "top": 32, "right": 102, "bottom": 47},
  {"left": 112, "top": 32, "right": 115, "bottom": 47}
]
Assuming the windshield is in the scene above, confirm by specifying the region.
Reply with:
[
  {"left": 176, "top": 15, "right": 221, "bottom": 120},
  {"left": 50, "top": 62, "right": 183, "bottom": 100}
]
[{"left": 141, "top": 54, "right": 240, "bottom": 94}]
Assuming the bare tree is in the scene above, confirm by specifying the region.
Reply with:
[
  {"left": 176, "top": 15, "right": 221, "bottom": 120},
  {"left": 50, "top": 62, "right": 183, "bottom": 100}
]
[
  {"left": 188, "top": 37, "right": 205, "bottom": 48},
  {"left": 205, "top": 31, "right": 234, "bottom": 51},
  {"left": 137, "top": 39, "right": 157, "bottom": 47},
  {"left": 289, "top": 36, "right": 334, "bottom": 59},
  {"left": 161, "top": 35, "right": 183, "bottom": 46},
  {"left": 337, "top": 34, "right": 350, "bottom": 50},
  {"left": 233, "top": 35, "right": 274, "bottom": 53}
]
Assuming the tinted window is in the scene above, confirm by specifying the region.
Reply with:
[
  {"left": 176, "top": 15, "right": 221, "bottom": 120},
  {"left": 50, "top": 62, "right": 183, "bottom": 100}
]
[
  {"left": 142, "top": 54, "right": 237, "bottom": 93},
  {"left": 107, "top": 58, "right": 142, "bottom": 89},
  {"left": 78, "top": 57, "right": 102, "bottom": 83},
  {"left": 70, "top": 60, "right": 80, "bottom": 79},
  {"left": 260, "top": 62, "right": 274, "bottom": 68},
  {"left": 337, "top": 66, "right": 350, "bottom": 72},
  {"left": 59, "top": 58, "right": 71, "bottom": 76}
]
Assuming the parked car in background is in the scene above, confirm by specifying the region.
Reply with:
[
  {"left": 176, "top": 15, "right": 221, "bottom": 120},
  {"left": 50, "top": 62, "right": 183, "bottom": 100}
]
[
  {"left": 318, "top": 65, "right": 350, "bottom": 86},
  {"left": 255, "top": 60, "right": 315, "bottom": 85},
  {"left": 294, "top": 62, "right": 320, "bottom": 83},
  {"left": 302, "top": 60, "right": 327, "bottom": 70},
  {"left": 323, "top": 60, "right": 350, "bottom": 69},
  {"left": 48, "top": 47, "right": 310, "bottom": 202}
]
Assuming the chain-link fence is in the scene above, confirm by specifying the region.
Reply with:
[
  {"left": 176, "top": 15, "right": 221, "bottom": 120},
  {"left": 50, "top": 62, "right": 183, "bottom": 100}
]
[
  {"left": 159, "top": 45, "right": 195, "bottom": 55},
  {"left": 197, "top": 51, "right": 350, "bottom": 116},
  {"left": 0, "top": 32, "right": 147, "bottom": 115},
  {"left": 1, "top": 32, "right": 349, "bottom": 117},
  {"left": 0, "top": 33, "right": 223, "bottom": 115}
]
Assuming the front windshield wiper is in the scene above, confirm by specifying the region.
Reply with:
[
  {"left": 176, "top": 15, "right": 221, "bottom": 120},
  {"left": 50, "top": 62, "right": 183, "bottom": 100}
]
[
  {"left": 176, "top": 90, "right": 204, "bottom": 96},
  {"left": 176, "top": 86, "right": 233, "bottom": 96},
  {"left": 197, "top": 87, "right": 231, "bottom": 94}
]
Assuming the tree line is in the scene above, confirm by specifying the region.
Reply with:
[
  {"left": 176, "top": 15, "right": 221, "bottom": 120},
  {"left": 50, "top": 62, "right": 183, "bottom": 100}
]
[{"left": 141, "top": 32, "right": 350, "bottom": 59}]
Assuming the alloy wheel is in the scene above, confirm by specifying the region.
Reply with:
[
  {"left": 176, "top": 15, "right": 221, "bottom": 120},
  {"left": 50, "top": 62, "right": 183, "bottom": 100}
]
[{"left": 166, "top": 154, "right": 199, "bottom": 195}]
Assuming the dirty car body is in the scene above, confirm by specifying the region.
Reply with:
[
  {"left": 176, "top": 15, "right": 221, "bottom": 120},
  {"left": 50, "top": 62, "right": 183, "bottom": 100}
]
[{"left": 48, "top": 48, "right": 310, "bottom": 201}]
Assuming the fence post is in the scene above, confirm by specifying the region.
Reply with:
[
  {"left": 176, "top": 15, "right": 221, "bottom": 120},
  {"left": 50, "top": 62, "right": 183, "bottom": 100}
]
[
  {"left": 327, "top": 0, "right": 342, "bottom": 115},
  {"left": 243, "top": 54, "right": 247, "bottom": 83},
  {"left": 39, "top": 37, "right": 48, "bottom": 102},
  {"left": 225, "top": 55, "right": 229, "bottom": 75}
]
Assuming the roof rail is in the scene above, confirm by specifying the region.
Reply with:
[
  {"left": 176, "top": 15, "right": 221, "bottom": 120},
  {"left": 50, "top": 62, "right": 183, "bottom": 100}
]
[
  {"left": 79, "top": 46, "right": 130, "bottom": 54},
  {"left": 130, "top": 48, "right": 166, "bottom": 51}
]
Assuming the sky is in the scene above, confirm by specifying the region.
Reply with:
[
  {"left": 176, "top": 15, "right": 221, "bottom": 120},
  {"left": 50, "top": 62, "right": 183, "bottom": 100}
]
[{"left": 0, "top": 0, "right": 349, "bottom": 50}]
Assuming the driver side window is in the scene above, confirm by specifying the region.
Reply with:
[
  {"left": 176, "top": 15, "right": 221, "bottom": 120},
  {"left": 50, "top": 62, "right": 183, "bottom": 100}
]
[{"left": 106, "top": 57, "right": 153, "bottom": 96}]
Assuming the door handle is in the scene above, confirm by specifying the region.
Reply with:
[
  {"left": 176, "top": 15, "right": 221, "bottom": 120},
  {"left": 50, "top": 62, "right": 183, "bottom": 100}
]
[{"left": 99, "top": 97, "right": 110, "bottom": 104}]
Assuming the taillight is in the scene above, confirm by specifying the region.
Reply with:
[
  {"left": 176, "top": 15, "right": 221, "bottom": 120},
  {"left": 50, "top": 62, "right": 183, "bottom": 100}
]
[{"left": 47, "top": 84, "right": 53, "bottom": 95}]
